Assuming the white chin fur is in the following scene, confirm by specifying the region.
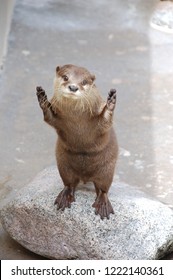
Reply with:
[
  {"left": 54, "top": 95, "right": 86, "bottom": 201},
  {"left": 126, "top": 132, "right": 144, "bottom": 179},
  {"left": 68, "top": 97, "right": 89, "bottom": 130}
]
[{"left": 62, "top": 91, "right": 82, "bottom": 99}]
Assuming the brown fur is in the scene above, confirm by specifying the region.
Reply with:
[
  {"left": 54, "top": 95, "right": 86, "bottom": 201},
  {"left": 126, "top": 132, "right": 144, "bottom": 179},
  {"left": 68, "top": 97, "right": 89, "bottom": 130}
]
[{"left": 36, "top": 64, "right": 118, "bottom": 219}]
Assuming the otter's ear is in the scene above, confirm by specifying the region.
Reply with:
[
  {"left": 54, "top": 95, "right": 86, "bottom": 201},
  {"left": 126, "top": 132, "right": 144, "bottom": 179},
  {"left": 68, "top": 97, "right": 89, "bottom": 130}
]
[
  {"left": 56, "top": 66, "right": 61, "bottom": 73},
  {"left": 91, "top": 74, "right": 95, "bottom": 82}
]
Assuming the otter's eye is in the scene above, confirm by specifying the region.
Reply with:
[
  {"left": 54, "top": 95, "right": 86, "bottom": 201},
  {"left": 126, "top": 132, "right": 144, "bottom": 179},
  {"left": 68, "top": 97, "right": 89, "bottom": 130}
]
[
  {"left": 82, "top": 79, "right": 87, "bottom": 86},
  {"left": 62, "top": 75, "right": 68, "bottom": 82}
]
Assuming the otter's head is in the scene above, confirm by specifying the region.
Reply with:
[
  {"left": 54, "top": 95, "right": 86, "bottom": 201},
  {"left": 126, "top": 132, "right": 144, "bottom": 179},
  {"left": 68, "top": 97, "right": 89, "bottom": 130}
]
[{"left": 53, "top": 64, "right": 96, "bottom": 100}]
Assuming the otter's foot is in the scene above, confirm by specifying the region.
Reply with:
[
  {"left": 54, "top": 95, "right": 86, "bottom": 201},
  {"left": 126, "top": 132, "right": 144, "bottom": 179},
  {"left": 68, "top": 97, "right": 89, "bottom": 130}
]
[
  {"left": 36, "top": 86, "right": 50, "bottom": 109},
  {"left": 54, "top": 186, "right": 75, "bottom": 211},
  {"left": 107, "top": 89, "right": 116, "bottom": 111},
  {"left": 92, "top": 192, "right": 114, "bottom": 219}
]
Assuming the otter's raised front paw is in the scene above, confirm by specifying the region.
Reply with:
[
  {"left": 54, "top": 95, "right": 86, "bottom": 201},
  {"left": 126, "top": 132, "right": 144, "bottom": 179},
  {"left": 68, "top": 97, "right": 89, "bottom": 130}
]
[
  {"left": 107, "top": 89, "right": 116, "bottom": 111},
  {"left": 36, "top": 86, "right": 48, "bottom": 108}
]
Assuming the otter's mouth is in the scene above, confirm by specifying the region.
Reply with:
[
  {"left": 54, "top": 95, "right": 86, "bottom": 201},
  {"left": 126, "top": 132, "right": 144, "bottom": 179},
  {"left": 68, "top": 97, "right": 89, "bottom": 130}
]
[
  {"left": 62, "top": 92, "right": 81, "bottom": 100},
  {"left": 64, "top": 92, "right": 78, "bottom": 97}
]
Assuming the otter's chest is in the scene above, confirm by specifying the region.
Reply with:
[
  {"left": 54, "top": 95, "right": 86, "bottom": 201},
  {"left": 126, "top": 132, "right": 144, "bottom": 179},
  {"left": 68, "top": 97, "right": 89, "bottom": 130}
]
[{"left": 57, "top": 116, "right": 97, "bottom": 147}]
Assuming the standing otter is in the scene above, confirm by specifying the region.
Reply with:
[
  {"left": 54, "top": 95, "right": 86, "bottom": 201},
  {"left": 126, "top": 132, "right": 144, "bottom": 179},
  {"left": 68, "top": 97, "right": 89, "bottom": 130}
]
[{"left": 36, "top": 64, "right": 118, "bottom": 219}]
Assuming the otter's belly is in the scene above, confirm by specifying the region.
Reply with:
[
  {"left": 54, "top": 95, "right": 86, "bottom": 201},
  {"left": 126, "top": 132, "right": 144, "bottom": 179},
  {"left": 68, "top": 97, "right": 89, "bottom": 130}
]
[
  {"left": 68, "top": 152, "right": 97, "bottom": 178},
  {"left": 56, "top": 128, "right": 118, "bottom": 181}
]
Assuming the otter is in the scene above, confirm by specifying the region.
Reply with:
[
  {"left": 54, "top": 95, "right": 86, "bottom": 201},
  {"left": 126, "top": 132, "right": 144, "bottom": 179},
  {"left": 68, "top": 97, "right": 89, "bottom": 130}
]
[{"left": 36, "top": 64, "right": 118, "bottom": 219}]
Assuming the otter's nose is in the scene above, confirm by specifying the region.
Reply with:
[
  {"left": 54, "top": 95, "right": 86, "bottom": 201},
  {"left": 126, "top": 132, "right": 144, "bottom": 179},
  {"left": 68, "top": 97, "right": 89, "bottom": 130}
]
[{"left": 68, "top": 85, "right": 78, "bottom": 92}]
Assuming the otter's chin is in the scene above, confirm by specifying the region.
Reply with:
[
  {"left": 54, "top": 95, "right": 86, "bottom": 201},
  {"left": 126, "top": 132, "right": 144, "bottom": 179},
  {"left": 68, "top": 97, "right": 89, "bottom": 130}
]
[{"left": 62, "top": 91, "right": 82, "bottom": 99}]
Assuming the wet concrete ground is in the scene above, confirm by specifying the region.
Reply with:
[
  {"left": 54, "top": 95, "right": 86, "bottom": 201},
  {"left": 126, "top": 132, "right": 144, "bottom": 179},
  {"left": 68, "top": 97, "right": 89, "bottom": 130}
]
[
  {"left": 0, "top": 0, "right": 173, "bottom": 259},
  {"left": 0, "top": 0, "right": 14, "bottom": 68}
]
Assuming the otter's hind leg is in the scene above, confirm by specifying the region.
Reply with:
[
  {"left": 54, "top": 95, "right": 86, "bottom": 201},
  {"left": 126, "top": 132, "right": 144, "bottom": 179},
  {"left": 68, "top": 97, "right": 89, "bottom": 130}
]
[
  {"left": 92, "top": 183, "right": 114, "bottom": 219},
  {"left": 54, "top": 168, "right": 80, "bottom": 211}
]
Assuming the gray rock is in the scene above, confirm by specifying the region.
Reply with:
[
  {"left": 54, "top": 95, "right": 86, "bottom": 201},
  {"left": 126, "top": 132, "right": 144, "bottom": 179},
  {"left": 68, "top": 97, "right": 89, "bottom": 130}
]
[{"left": 1, "top": 166, "right": 173, "bottom": 259}]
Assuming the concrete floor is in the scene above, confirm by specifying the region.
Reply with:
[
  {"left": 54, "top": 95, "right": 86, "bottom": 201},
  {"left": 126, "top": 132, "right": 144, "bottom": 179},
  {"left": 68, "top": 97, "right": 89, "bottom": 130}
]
[
  {"left": 0, "top": 0, "right": 173, "bottom": 259},
  {"left": 0, "top": 0, "right": 14, "bottom": 68}
]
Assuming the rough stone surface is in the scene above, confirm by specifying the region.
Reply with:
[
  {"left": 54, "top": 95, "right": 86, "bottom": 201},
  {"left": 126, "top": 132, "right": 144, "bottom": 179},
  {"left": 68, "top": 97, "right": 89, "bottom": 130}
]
[{"left": 1, "top": 166, "right": 173, "bottom": 260}]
